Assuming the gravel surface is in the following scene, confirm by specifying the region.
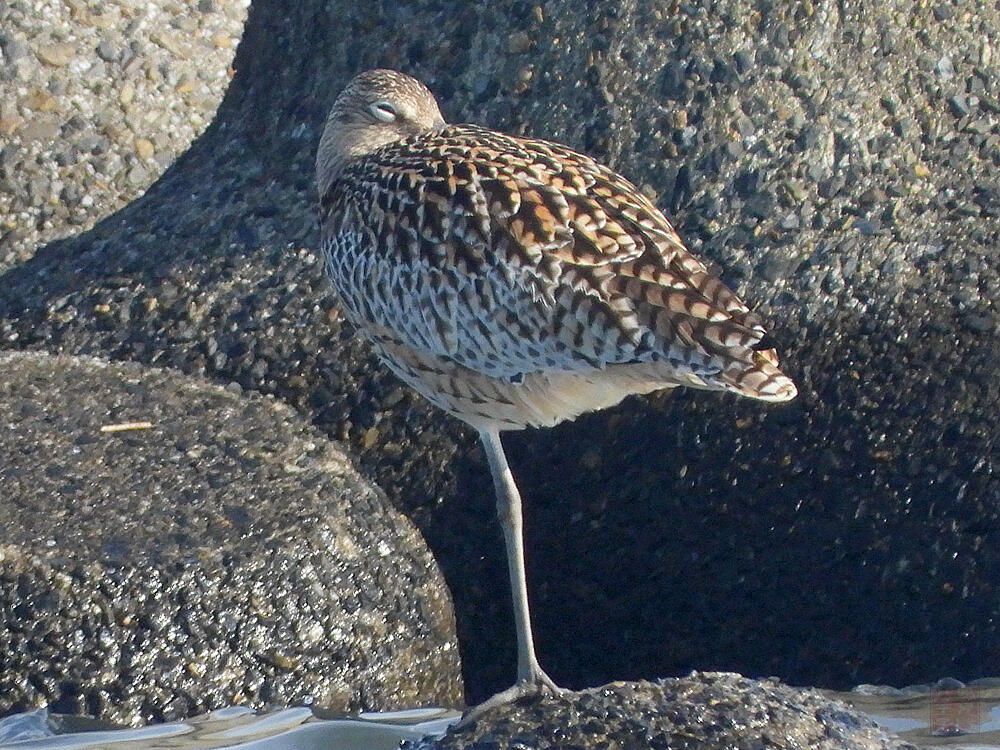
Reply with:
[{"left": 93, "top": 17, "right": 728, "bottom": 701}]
[
  {"left": 0, "top": 352, "right": 462, "bottom": 724},
  {"left": 418, "top": 673, "right": 911, "bottom": 750},
  {"left": 0, "top": 0, "right": 248, "bottom": 272},
  {"left": 0, "top": 0, "right": 997, "bottom": 712}
]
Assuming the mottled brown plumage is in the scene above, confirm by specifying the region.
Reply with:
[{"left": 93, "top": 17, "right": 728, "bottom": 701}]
[
  {"left": 316, "top": 69, "right": 796, "bottom": 713},
  {"left": 319, "top": 74, "right": 794, "bottom": 430}
]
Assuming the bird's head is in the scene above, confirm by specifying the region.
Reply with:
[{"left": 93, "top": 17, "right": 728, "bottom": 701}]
[{"left": 316, "top": 69, "right": 446, "bottom": 197}]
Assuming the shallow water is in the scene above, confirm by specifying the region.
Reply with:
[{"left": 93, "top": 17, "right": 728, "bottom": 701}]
[
  {"left": 1, "top": 684, "right": 998, "bottom": 749},
  {"left": 840, "top": 681, "right": 1000, "bottom": 749},
  {"left": 0, "top": 706, "right": 459, "bottom": 749}
]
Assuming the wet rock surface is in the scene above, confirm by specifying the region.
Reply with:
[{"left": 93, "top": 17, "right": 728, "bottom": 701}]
[
  {"left": 0, "top": 0, "right": 997, "bottom": 710},
  {"left": 0, "top": 352, "right": 461, "bottom": 724},
  {"left": 419, "top": 673, "right": 910, "bottom": 750},
  {"left": 0, "top": 0, "right": 249, "bottom": 272}
]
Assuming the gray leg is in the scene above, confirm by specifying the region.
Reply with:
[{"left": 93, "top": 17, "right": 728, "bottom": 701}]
[
  {"left": 459, "top": 429, "right": 562, "bottom": 723},
  {"left": 455, "top": 430, "right": 567, "bottom": 726}
]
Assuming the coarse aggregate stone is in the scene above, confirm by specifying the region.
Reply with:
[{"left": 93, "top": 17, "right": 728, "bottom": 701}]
[
  {"left": 0, "top": 0, "right": 249, "bottom": 272},
  {"left": 0, "top": 0, "right": 998, "bottom": 715},
  {"left": 0, "top": 351, "right": 462, "bottom": 724},
  {"left": 417, "top": 673, "right": 911, "bottom": 750}
]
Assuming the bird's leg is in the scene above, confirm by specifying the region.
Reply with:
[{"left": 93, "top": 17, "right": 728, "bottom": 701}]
[
  {"left": 480, "top": 428, "right": 556, "bottom": 689},
  {"left": 458, "top": 430, "right": 564, "bottom": 725}
]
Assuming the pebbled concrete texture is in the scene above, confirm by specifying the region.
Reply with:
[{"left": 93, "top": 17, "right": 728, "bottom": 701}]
[
  {"left": 0, "top": 0, "right": 249, "bottom": 272},
  {"left": 0, "top": 352, "right": 462, "bottom": 724},
  {"left": 0, "top": 0, "right": 996, "bottom": 709},
  {"left": 418, "top": 673, "right": 912, "bottom": 750}
]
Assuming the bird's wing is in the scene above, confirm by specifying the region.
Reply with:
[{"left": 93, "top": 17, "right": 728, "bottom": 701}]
[{"left": 320, "top": 125, "right": 778, "bottom": 384}]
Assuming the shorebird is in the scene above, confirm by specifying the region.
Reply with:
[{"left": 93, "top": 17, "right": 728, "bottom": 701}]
[{"left": 316, "top": 69, "right": 796, "bottom": 711}]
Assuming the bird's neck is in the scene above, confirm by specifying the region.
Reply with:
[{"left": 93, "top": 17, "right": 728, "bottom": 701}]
[{"left": 316, "top": 127, "right": 351, "bottom": 200}]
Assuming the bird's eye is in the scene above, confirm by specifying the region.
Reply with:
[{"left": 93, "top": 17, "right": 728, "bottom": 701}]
[{"left": 369, "top": 101, "right": 398, "bottom": 122}]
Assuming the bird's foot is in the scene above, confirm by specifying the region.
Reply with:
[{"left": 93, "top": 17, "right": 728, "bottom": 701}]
[{"left": 455, "top": 669, "right": 568, "bottom": 728}]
